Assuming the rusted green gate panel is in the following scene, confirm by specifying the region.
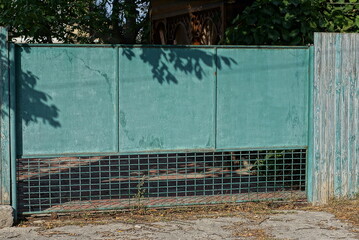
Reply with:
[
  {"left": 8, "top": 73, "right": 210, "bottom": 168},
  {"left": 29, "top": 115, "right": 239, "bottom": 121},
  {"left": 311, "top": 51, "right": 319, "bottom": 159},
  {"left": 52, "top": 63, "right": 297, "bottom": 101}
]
[
  {"left": 16, "top": 46, "right": 118, "bottom": 156},
  {"left": 118, "top": 47, "right": 216, "bottom": 152},
  {"left": 216, "top": 47, "right": 310, "bottom": 150}
]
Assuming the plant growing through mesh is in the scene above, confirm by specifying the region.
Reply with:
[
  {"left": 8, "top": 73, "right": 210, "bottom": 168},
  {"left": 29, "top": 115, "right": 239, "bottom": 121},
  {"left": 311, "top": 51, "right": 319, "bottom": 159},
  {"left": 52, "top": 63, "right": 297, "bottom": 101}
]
[
  {"left": 132, "top": 175, "right": 147, "bottom": 210},
  {"left": 253, "top": 150, "right": 305, "bottom": 191}
]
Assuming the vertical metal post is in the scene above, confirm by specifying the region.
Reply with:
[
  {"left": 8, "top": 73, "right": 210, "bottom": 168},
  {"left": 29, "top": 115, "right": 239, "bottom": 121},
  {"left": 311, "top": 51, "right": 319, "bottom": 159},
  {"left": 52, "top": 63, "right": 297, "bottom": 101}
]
[
  {"left": 9, "top": 43, "right": 17, "bottom": 219},
  {"left": 0, "top": 27, "right": 17, "bottom": 220},
  {"left": 214, "top": 47, "right": 218, "bottom": 150},
  {"left": 116, "top": 46, "right": 120, "bottom": 153},
  {"left": 306, "top": 45, "right": 314, "bottom": 202},
  {"left": 0, "top": 27, "right": 11, "bottom": 206}
]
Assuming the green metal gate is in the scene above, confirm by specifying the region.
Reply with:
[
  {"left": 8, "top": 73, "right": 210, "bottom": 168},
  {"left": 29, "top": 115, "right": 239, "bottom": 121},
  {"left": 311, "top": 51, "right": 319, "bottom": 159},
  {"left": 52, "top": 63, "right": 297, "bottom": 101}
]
[{"left": 9, "top": 43, "right": 312, "bottom": 214}]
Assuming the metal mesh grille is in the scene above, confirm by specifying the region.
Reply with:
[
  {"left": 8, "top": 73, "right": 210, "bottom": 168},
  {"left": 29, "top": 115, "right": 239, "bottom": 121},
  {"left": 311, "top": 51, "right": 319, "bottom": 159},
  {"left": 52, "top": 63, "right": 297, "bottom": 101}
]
[{"left": 17, "top": 149, "right": 306, "bottom": 214}]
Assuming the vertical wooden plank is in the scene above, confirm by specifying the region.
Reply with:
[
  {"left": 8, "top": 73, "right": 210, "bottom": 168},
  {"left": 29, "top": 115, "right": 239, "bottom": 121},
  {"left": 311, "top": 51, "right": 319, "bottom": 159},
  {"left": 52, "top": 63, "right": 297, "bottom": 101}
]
[
  {"left": 330, "top": 33, "right": 341, "bottom": 203},
  {"left": 316, "top": 33, "right": 337, "bottom": 203},
  {"left": 323, "top": 32, "right": 331, "bottom": 203},
  {"left": 354, "top": 34, "right": 359, "bottom": 196},
  {"left": 315, "top": 32, "right": 328, "bottom": 201},
  {"left": 323, "top": 33, "right": 332, "bottom": 203},
  {"left": 313, "top": 32, "right": 321, "bottom": 203},
  {"left": 0, "top": 27, "right": 11, "bottom": 205},
  {"left": 347, "top": 35, "right": 359, "bottom": 196},
  {"left": 340, "top": 34, "right": 350, "bottom": 197},
  {"left": 334, "top": 34, "right": 343, "bottom": 198}
]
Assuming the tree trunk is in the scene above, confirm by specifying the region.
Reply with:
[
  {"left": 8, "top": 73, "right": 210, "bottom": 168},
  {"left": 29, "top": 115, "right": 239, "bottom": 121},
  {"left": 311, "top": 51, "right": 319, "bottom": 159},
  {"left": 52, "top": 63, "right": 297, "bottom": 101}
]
[
  {"left": 122, "top": 0, "right": 138, "bottom": 44},
  {"left": 110, "top": 0, "right": 122, "bottom": 43}
]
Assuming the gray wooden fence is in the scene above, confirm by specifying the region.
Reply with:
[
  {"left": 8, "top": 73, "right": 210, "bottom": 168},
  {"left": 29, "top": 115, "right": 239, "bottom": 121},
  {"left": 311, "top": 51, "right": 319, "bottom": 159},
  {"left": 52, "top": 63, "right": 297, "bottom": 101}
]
[{"left": 312, "top": 32, "right": 359, "bottom": 203}]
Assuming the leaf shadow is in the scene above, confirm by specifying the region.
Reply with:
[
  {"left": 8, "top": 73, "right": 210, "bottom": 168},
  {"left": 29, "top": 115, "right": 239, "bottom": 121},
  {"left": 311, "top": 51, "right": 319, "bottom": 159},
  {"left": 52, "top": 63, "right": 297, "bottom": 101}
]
[
  {"left": 0, "top": 33, "right": 61, "bottom": 130},
  {"left": 121, "top": 46, "right": 238, "bottom": 85}
]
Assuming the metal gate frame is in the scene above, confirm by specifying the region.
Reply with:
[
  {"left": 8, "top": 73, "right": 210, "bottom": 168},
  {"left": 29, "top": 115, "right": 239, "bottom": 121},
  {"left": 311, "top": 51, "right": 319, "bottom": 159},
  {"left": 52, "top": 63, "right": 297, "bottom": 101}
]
[{"left": 0, "top": 27, "right": 317, "bottom": 216}]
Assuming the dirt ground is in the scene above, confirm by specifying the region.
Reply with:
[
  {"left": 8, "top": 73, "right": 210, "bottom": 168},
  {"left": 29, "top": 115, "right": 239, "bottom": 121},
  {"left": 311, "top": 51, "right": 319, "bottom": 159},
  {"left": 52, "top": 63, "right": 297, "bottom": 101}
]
[{"left": 0, "top": 198, "right": 358, "bottom": 240}]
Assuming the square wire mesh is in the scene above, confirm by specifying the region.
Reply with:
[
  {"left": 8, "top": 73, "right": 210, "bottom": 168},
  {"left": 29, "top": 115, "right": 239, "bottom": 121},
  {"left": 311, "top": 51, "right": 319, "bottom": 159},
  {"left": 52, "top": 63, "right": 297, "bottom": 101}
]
[{"left": 17, "top": 149, "right": 306, "bottom": 214}]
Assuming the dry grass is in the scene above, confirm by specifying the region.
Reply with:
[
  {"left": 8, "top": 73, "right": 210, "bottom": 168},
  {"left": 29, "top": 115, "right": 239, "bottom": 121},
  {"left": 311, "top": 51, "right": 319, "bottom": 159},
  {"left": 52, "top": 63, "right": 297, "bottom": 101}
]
[
  {"left": 18, "top": 197, "right": 359, "bottom": 233},
  {"left": 304, "top": 197, "right": 359, "bottom": 228}
]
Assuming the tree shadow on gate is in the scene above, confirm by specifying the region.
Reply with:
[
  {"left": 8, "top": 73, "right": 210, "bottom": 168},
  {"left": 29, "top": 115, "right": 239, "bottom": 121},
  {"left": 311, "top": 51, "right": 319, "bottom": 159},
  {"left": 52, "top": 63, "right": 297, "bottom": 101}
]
[
  {"left": 12, "top": 44, "right": 307, "bottom": 213},
  {"left": 0, "top": 33, "right": 61, "bottom": 129},
  {"left": 15, "top": 45, "right": 244, "bottom": 213},
  {"left": 121, "top": 46, "right": 237, "bottom": 84}
]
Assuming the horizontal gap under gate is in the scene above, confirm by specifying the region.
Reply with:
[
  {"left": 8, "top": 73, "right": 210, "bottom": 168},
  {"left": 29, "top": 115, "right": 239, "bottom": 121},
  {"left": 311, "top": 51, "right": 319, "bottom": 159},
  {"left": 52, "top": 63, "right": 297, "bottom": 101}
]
[{"left": 17, "top": 149, "right": 306, "bottom": 215}]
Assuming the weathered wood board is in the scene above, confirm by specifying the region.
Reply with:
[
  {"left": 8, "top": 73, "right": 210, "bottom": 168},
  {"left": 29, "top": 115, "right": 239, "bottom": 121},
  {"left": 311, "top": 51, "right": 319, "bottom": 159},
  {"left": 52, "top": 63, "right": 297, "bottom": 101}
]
[{"left": 313, "top": 33, "right": 359, "bottom": 203}]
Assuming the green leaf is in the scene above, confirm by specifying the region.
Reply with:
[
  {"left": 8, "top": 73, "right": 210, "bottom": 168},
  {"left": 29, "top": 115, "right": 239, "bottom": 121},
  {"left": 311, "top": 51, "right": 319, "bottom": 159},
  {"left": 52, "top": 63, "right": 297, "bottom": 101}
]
[
  {"left": 289, "top": 29, "right": 300, "bottom": 38},
  {"left": 268, "top": 30, "right": 280, "bottom": 40},
  {"left": 246, "top": 15, "right": 257, "bottom": 25},
  {"left": 309, "top": 21, "right": 317, "bottom": 29}
]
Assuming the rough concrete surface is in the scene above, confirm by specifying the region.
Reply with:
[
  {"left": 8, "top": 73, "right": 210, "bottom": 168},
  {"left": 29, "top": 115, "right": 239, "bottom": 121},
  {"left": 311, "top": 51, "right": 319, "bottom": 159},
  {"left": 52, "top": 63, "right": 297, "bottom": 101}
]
[
  {"left": 0, "top": 211, "right": 357, "bottom": 240},
  {"left": 0, "top": 206, "right": 13, "bottom": 228},
  {"left": 261, "top": 211, "right": 358, "bottom": 240}
]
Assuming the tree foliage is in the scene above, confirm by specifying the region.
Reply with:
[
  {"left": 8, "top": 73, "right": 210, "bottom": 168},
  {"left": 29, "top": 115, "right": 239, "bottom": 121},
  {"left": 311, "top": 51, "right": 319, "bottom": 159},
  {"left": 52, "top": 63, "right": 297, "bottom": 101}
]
[
  {"left": 2, "top": 0, "right": 358, "bottom": 45},
  {"left": 0, "top": 0, "right": 149, "bottom": 44},
  {"left": 225, "top": 0, "right": 359, "bottom": 45}
]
